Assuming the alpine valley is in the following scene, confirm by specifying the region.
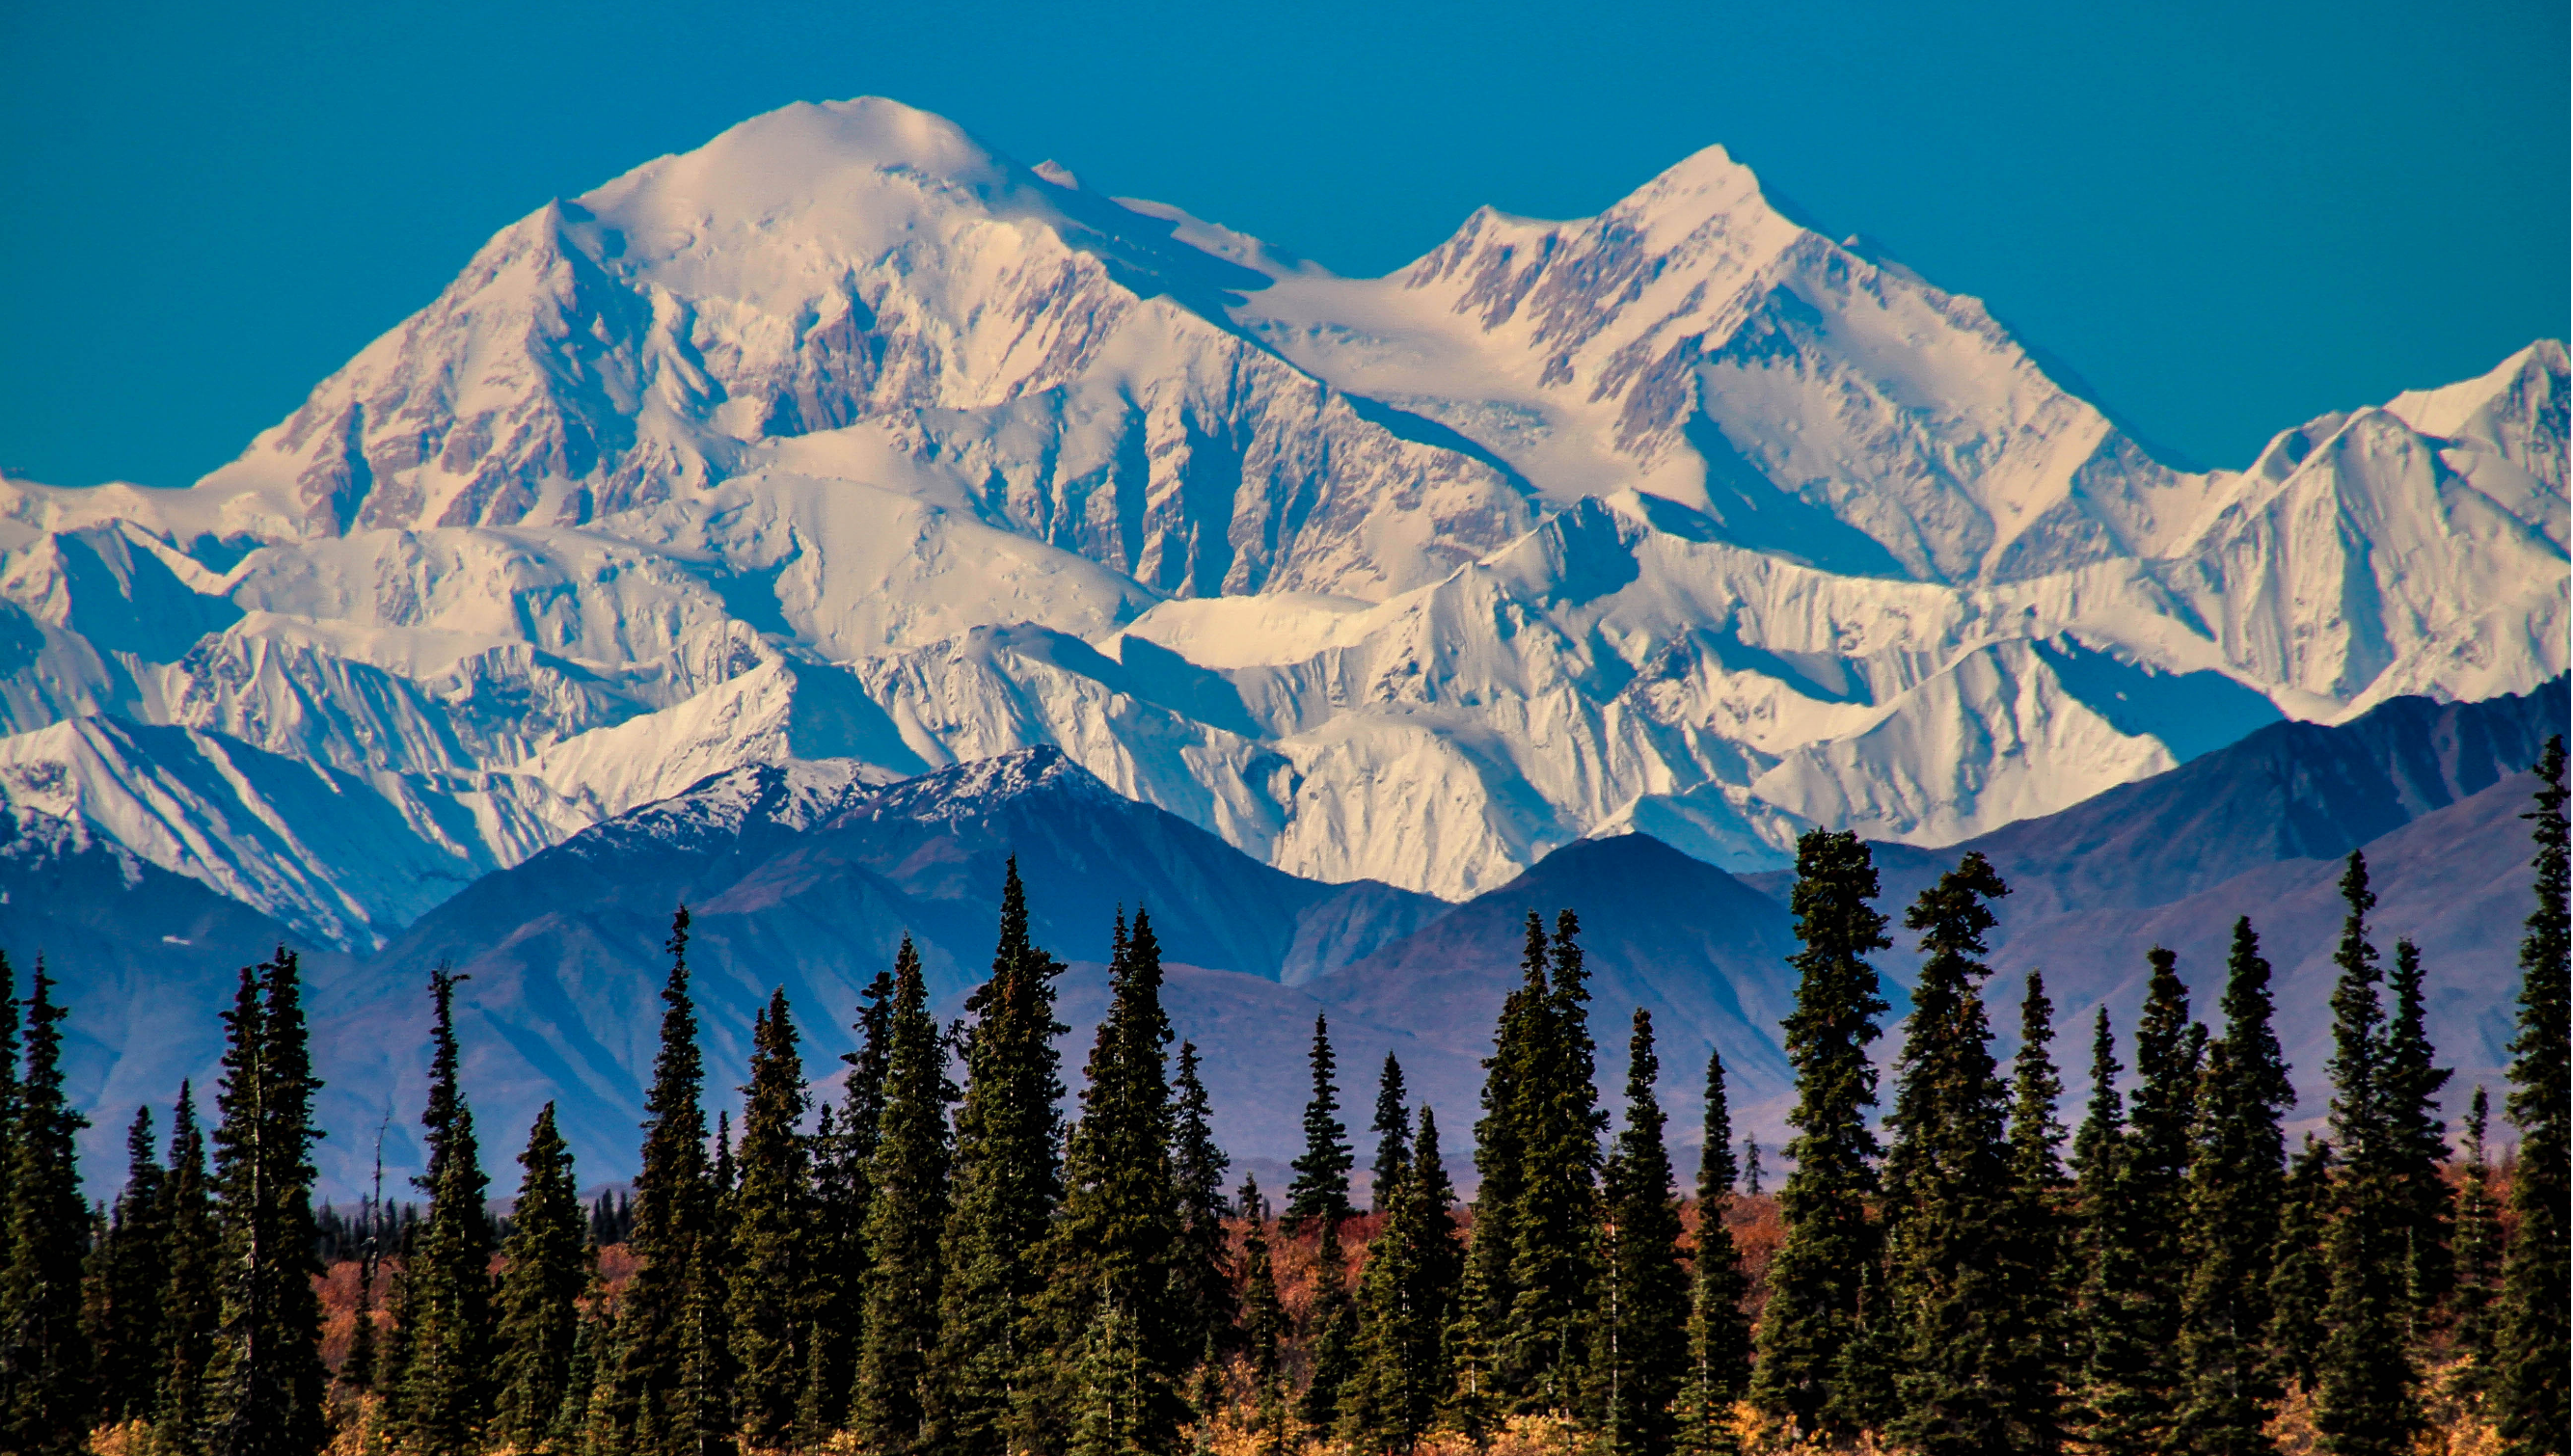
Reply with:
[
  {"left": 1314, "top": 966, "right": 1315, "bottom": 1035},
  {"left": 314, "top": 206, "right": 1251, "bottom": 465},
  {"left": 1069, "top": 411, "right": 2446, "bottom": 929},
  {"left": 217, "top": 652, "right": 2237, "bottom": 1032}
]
[{"left": 2, "top": 98, "right": 2562, "bottom": 1193}]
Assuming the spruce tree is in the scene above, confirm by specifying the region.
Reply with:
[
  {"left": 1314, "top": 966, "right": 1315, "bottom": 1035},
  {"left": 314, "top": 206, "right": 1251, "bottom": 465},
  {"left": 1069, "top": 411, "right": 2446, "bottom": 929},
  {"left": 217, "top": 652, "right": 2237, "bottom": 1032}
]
[
  {"left": 1299, "top": 1219, "right": 1359, "bottom": 1432},
  {"left": 857, "top": 937, "right": 952, "bottom": 1455},
  {"left": 727, "top": 989, "right": 813, "bottom": 1447},
  {"left": 1504, "top": 910, "right": 1604, "bottom": 1415},
  {"left": 1439, "top": 1244, "right": 1500, "bottom": 1444},
  {"left": 1880, "top": 853, "right": 2032, "bottom": 1456},
  {"left": 1370, "top": 1054, "right": 1410, "bottom": 1214},
  {"left": 1236, "top": 1175, "right": 1287, "bottom": 1445},
  {"left": 2264, "top": 1135, "right": 2335, "bottom": 1395},
  {"left": 2448, "top": 1088, "right": 2503, "bottom": 1391},
  {"left": 1677, "top": 1048, "right": 1749, "bottom": 1456},
  {"left": 492, "top": 1102, "right": 589, "bottom": 1454},
  {"left": 2497, "top": 735, "right": 2568, "bottom": 1456},
  {"left": 1750, "top": 829, "right": 1890, "bottom": 1441},
  {"left": 0, "top": 957, "right": 16, "bottom": 1301},
  {"left": 1286, "top": 1012, "right": 1353, "bottom": 1230},
  {"left": 1341, "top": 1128, "right": 1430, "bottom": 1451},
  {"left": 1594, "top": 1009, "right": 1688, "bottom": 1456},
  {"left": 402, "top": 963, "right": 496, "bottom": 1454},
  {"left": 90, "top": 1104, "right": 169, "bottom": 1425},
  {"left": 1460, "top": 913, "right": 1550, "bottom": 1404},
  {"left": 930, "top": 859, "right": 1068, "bottom": 1456},
  {"left": 2314, "top": 852, "right": 2422, "bottom": 1456},
  {"left": 1171, "top": 1040, "right": 1234, "bottom": 1368},
  {"left": 2379, "top": 939, "right": 2452, "bottom": 1316},
  {"left": 204, "top": 948, "right": 330, "bottom": 1456},
  {"left": 799, "top": 966, "right": 893, "bottom": 1443},
  {"left": 0, "top": 962, "right": 91, "bottom": 1454},
  {"left": 1738, "top": 1139, "right": 1760, "bottom": 1199},
  {"left": 1994, "top": 971, "right": 2071, "bottom": 1455},
  {"left": 609, "top": 907, "right": 718, "bottom": 1456},
  {"left": 154, "top": 1084, "right": 217, "bottom": 1453},
  {"left": 2175, "top": 917, "right": 2294, "bottom": 1456}
]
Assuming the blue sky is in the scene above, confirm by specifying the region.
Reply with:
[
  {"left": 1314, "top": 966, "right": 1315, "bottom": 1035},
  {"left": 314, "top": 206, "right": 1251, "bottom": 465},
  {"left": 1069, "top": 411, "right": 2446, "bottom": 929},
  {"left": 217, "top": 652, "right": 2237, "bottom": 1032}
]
[{"left": 3, "top": 0, "right": 2562, "bottom": 488}]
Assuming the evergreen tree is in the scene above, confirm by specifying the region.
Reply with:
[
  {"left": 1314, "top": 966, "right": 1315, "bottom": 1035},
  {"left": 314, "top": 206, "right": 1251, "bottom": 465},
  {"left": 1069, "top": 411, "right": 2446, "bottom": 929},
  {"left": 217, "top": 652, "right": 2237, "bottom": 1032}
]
[
  {"left": 1439, "top": 1244, "right": 1500, "bottom": 1444},
  {"left": 857, "top": 938, "right": 952, "bottom": 1455},
  {"left": 2264, "top": 1135, "right": 2335, "bottom": 1395},
  {"left": 1067, "top": 1298, "right": 1150, "bottom": 1456},
  {"left": 726, "top": 989, "right": 813, "bottom": 1447},
  {"left": 2497, "top": 735, "right": 2568, "bottom": 1456},
  {"left": 402, "top": 963, "right": 497, "bottom": 1454},
  {"left": 89, "top": 1104, "right": 169, "bottom": 1424},
  {"left": 1459, "top": 913, "right": 1550, "bottom": 1405},
  {"left": 154, "top": 1084, "right": 217, "bottom": 1453},
  {"left": 0, "top": 957, "right": 16, "bottom": 1302},
  {"left": 1677, "top": 1048, "right": 1749, "bottom": 1456},
  {"left": 799, "top": 966, "right": 893, "bottom": 1443},
  {"left": 2379, "top": 939, "right": 2452, "bottom": 1316},
  {"left": 1341, "top": 1124, "right": 1431, "bottom": 1451},
  {"left": 2000, "top": 970, "right": 2069, "bottom": 1455},
  {"left": 0, "top": 962, "right": 91, "bottom": 1453},
  {"left": 1170, "top": 1040, "right": 1234, "bottom": 1366},
  {"left": 1879, "top": 853, "right": 2033, "bottom": 1456},
  {"left": 2175, "top": 917, "right": 2294, "bottom": 1456},
  {"left": 1750, "top": 829, "right": 1891, "bottom": 1441},
  {"left": 2448, "top": 1087, "right": 2503, "bottom": 1390},
  {"left": 204, "top": 947, "right": 330, "bottom": 1456},
  {"left": 1236, "top": 1175, "right": 1287, "bottom": 1446},
  {"left": 2314, "top": 852, "right": 2422, "bottom": 1456},
  {"left": 492, "top": 1102, "right": 589, "bottom": 1455},
  {"left": 1593, "top": 1010, "right": 1688, "bottom": 1456},
  {"left": 931, "top": 858, "right": 1068, "bottom": 1456},
  {"left": 1738, "top": 1139, "right": 1760, "bottom": 1199},
  {"left": 1286, "top": 1012, "right": 1353, "bottom": 1230},
  {"left": 1504, "top": 910, "right": 1604, "bottom": 1415},
  {"left": 609, "top": 908, "right": 719, "bottom": 1456},
  {"left": 1369, "top": 1054, "right": 1410, "bottom": 1214},
  {"left": 1299, "top": 1220, "right": 1358, "bottom": 1432}
]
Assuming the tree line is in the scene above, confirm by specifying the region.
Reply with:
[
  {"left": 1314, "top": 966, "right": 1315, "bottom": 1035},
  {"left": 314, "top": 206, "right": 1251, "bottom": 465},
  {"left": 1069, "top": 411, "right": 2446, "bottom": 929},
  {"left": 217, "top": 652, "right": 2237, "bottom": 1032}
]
[{"left": 0, "top": 746, "right": 2561, "bottom": 1456}]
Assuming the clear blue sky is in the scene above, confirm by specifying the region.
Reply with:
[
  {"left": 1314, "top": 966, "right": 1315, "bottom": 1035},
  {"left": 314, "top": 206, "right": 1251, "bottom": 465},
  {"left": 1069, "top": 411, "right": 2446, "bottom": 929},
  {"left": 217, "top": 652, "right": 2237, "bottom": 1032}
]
[{"left": 3, "top": 0, "right": 2562, "bottom": 488}]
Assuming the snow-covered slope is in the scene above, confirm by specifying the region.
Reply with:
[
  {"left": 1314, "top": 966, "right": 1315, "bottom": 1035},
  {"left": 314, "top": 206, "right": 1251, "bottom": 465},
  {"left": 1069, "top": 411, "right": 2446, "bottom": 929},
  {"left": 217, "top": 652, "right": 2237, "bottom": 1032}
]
[{"left": 0, "top": 98, "right": 2560, "bottom": 936}]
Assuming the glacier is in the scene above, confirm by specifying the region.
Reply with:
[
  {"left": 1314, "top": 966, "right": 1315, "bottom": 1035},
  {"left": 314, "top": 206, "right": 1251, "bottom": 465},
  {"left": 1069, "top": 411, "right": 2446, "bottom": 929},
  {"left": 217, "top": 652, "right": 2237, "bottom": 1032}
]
[{"left": 0, "top": 95, "right": 2559, "bottom": 943}]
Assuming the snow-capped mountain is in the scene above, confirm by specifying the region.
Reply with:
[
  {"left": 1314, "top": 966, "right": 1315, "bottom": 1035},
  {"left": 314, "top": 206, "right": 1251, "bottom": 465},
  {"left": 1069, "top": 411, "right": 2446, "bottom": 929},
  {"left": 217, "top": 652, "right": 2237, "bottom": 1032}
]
[{"left": 0, "top": 97, "right": 2561, "bottom": 939}]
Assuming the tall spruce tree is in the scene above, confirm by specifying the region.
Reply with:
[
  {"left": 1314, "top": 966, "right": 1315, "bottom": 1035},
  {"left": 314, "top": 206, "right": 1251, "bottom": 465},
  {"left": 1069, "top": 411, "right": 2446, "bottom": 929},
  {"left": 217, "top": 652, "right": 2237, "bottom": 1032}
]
[
  {"left": 1750, "top": 829, "right": 1891, "bottom": 1441},
  {"left": 1287, "top": 1012, "right": 1354, "bottom": 1230},
  {"left": 492, "top": 1102, "right": 589, "bottom": 1454},
  {"left": 1880, "top": 853, "right": 2031, "bottom": 1456},
  {"left": 90, "top": 1104, "right": 169, "bottom": 1425},
  {"left": 1461, "top": 913, "right": 1551, "bottom": 1402},
  {"left": 154, "top": 1084, "right": 217, "bottom": 1453},
  {"left": 1504, "top": 910, "right": 1605, "bottom": 1415},
  {"left": 204, "top": 948, "right": 329, "bottom": 1456},
  {"left": 2265, "top": 1135, "right": 2335, "bottom": 1395},
  {"left": 1236, "top": 1175, "right": 1287, "bottom": 1445},
  {"left": 2175, "top": 917, "right": 2294, "bottom": 1456},
  {"left": 2379, "top": 939, "right": 2452, "bottom": 1316},
  {"left": 2314, "top": 852, "right": 2423, "bottom": 1456},
  {"left": 1593, "top": 1010, "right": 1688, "bottom": 1456},
  {"left": 1300, "top": 1218, "right": 1360, "bottom": 1433},
  {"left": 610, "top": 907, "right": 718, "bottom": 1456},
  {"left": 799, "top": 966, "right": 894, "bottom": 1443},
  {"left": 1370, "top": 1054, "right": 1411, "bottom": 1214},
  {"left": 0, "top": 957, "right": 16, "bottom": 1304},
  {"left": 402, "top": 963, "right": 496, "bottom": 1454},
  {"left": 2496, "top": 735, "right": 2568, "bottom": 1456},
  {"left": 1170, "top": 1040, "right": 1234, "bottom": 1371},
  {"left": 1676, "top": 1048, "right": 1750, "bottom": 1456},
  {"left": 0, "top": 962, "right": 91, "bottom": 1454},
  {"left": 727, "top": 989, "right": 813, "bottom": 1447},
  {"left": 2002, "top": 970, "right": 2069, "bottom": 1456},
  {"left": 856, "top": 937, "right": 952, "bottom": 1455},
  {"left": 2449, "top": 1088, "right": 2504, "bottom": 1391},
  {"left": 930, "top": 859, "right": 1067, "bottom": 1456}
]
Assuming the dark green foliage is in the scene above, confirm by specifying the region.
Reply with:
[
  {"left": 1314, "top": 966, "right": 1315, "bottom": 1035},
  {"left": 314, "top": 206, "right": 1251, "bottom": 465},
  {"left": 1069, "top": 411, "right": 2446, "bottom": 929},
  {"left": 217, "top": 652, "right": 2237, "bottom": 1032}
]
[
  {"left": 2315, "top": 852, "right": 2423, "bottom": 1456},
  {"left": 2379, "top": 939, "right": 2452, "bottom": 1313},
  {"left": 154, "top": 1085, "right": 217, "bottom": 1452},
  {"left": 1750, "top": 829, "right": 1891, "bottom": 1441},
  {"left": 205, "top": 947, "right": 330, "bottom": 1456},
  {"left": 857, "top": 937, "right": 953, "bottom": 1455},
  {"left": 89, "top": 1104, "right": 169, "bottom": 1424},
  {"left": 1593, "top": 1009, "right": 1688, "bottom": 1456},
  {"left": 1881, "top": 853, "right": 2038, "bottom": 1456},
  {"left": 1171, "top": 1040, "right": 1234, "bottom": 1363},
  {"left": 1677, "top": 1049, "right": 1749, "bottom": 1456},
  {"left": 2449, "top": 1088, "right": 2503, "bottom": 1389},
  {"left": 799, "top": 967, "right": 893, "bottom": 1443},
  {"left": 1439, "top": 1244, "right": 1500, "bottom": 1444},
  {"left": 1341, "top": 1105, "right": 1461, "bottom": 1453},
  {"left": 1738, "top": 1139, "right": 1759, "bottom": 1199},
  {"left": 402, "top": 963, "right": 497, "bottom": 1453},
  {"left": 2265, "top": 1135, "right": 2335, "bottom": 1395},
  {"left": 1459, "top": 913, "right": 1550, "bottom": 1406},
  {"left": 1298, "top": 1220, "right": 1358, "bottom": 1433},
  {"left": 1, "top": 962, "right": 92, "bottom": 1453},
  {"left": 2001, "top": 970, "right": 2068, "bottom": 1455},
  {"left": 2499, "top": 735, "right": 2568, "bottom": 1456},
  {"left": 2176, "top": 918, "right": 2294, "bottom": 1456},
  {"left": 1369, "top": 1054, "right": 1410, "bottom": 1214},
  {"left": 1503, "top": 911, "right": 1604, "bottom": 1415},
  {"left": 1286, "top": 1012, "right": 1353, "bottom": 1231},
  {"left": 931, "top": 858, "right": 1067, "bottom": 1456},
  {"left": 1236, "top": 1175, "right": 1288, "bottom": 1443},
  {"left": 492, "top": 1102, "right": 589, "bottom": 1454},
  {"left": 727, "top": 989, "right": 813, "bottom": 1447}
]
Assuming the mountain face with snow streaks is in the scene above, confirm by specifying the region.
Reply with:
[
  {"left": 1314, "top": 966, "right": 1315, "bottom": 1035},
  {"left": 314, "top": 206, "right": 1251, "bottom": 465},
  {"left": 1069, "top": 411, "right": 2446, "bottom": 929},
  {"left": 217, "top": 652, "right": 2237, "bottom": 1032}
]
[{"left": 0, "top": 96, "right": 2559, "bottom": 934}]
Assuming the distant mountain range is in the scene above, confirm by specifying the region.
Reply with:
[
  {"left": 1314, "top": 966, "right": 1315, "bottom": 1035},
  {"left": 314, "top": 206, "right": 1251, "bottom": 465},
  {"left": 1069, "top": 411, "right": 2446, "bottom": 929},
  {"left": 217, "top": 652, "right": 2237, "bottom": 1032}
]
[{"left": 26, "top": 673, "right": 2560, "bottom": 1197}]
